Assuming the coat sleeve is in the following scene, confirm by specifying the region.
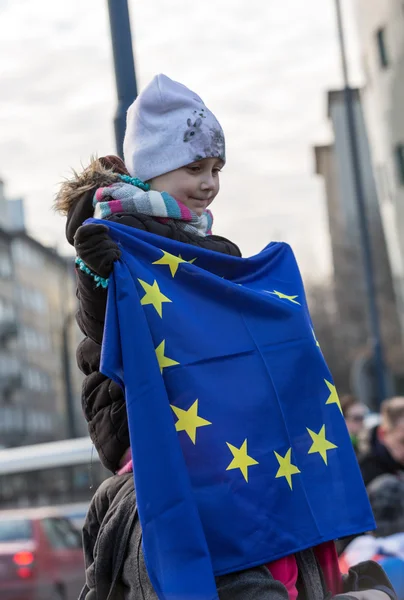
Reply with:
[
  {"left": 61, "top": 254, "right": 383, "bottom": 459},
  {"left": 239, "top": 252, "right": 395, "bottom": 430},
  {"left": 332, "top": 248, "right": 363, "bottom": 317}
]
[
  {"left": 81, "top": 371, "right": 129, "bottom": 473},
  {"left": 77, "top": 337, "right": 130, "bottom": 473},
  {"left": 332, "top": 593, "right": 391, "bottom": 599},
  {"left": 216, "top": 567, "right": 289, "bottom": 600},
  {"left": 75, "top": 268, "right": 108, "bottom": 345},
  {"left": 79, "top": 477, "right": 124, "bottom": 600},
  {"left": 337, "top": 560, "right": 396, "bottom": 600},
  {"left": 79, "top": 499, "right": 100, "bottom": 599}
]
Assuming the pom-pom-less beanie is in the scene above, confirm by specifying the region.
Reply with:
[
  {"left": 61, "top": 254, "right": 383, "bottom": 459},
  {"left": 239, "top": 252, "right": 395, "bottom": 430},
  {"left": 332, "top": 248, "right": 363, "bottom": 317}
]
[{"left": 123, "top": 74, "right": 225, "bottom": 182}]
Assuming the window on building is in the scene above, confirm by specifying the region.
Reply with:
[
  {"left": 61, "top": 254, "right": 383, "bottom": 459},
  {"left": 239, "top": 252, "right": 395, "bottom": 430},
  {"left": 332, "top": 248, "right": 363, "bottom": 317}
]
[
  {"left": 0, "top": 356, "right": 20, "bottom": 377},
  {"left": 395, "top": 144, "right": 404, "bottom": 185},
  {"left": 20, "top": 326, "right": 50, "bottom": 352},
  {"left": 22, "top": 367, "right": 52, "bottom": 393},
  {"left": 24, "top": 409, "right": 53, "bottom": 433},
  {"left": 0, "top": 407, "right": 24, "bottom": 433},
  {"left": 12, "top": 240, "right": 44, "bottom": 269},
  {"left": 0, "top": 298, "right": 15, "bottom": 322},
  {"left": 376, "top": 28, "right": 389, "bottom": 69},
  {"left": 16, "top": 285, "right": 47, "bottom": 314},
  {"left": 0, "top": 251, "right": 12, "bottom": 278}
]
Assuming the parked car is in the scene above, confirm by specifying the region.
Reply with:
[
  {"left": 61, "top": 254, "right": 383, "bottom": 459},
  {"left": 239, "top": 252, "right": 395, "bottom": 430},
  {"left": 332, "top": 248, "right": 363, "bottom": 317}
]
[
  {"left": 0, "top": 507, "right": 84, "bottom": 600},
  {"left": 51, "top": 503, "right": 89, "bottom": 531}
]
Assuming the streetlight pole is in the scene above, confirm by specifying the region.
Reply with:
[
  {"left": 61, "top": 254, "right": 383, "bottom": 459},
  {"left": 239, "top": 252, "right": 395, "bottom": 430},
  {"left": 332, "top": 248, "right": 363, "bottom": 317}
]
[
  {"left": 107, "top": 0, "right": 138, "bottom": 158},
  {"left": 333, "top": 0, "right": 387, "bottom": 405}
]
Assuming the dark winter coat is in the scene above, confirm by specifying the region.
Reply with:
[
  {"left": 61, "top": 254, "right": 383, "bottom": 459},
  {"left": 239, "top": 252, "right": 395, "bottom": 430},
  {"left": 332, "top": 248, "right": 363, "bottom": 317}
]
[
  {"left": 359, "top": 425, "right": 404, "bottom": 487},
  {"left": 57, "top": 157, "right": 241, "bottom": 473},
  {"left": 79, "top": 474, "right": 396, "bottom": 600}
]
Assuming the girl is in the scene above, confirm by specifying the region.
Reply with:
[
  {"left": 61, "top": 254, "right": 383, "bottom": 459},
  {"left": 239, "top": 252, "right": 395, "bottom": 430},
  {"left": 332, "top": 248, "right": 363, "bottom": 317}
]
[{"left": 55, "top": 74, "right": 395, "bottom": 600}]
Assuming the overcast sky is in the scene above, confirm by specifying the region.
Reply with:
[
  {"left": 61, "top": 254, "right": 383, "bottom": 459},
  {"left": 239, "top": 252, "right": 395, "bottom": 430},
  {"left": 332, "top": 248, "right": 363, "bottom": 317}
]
[{"left": 0, "top": 0, "right": 362, "bottom": 280}]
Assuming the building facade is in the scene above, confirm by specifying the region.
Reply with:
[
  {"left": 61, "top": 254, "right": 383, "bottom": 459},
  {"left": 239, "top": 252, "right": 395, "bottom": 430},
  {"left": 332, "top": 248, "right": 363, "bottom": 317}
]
[
  {"left": 314, "top": 88, "right": 404, "bottom": 403},
  {"left": 0, "top": 228, "right": 21, "bottom": 439},
  {"left": 0, "top": 181, "right": 85, "bottom": 446},
  {"left": 353, "top": 0, "right": 404, "bottom": 334}
]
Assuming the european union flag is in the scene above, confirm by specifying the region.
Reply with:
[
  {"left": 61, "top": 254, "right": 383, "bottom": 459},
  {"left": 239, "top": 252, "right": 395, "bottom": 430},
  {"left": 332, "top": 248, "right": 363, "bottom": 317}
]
[{"left": 98, "top": 219, "right": 375, "bottom": 600}]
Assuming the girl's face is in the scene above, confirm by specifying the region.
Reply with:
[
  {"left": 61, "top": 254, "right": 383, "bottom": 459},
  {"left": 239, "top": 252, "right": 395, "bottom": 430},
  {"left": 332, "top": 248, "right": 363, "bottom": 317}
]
[{"left": 148, "top": 157, "right": 224, "bottom": 216}]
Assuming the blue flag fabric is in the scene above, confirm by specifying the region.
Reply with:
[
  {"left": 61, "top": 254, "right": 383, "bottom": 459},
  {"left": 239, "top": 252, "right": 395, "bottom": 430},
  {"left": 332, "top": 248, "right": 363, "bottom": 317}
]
[{"left": 98, "top": 218, "right": 375, "bottom": 600}]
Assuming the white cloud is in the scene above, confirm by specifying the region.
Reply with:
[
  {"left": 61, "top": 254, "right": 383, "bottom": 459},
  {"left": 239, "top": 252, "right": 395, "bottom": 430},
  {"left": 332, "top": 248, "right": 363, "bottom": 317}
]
[{"left": 0, "top": 0, "right": 361, "bottom": 277}]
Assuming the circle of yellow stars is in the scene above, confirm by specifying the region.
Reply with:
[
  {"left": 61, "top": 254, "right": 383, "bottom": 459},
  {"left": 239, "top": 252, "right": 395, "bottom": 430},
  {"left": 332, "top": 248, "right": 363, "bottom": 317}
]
[
  {"left": 168, "top": 380, "right": 341, "bottom": 489},
  {"left": 139, "top": 252, "right": 342, "bottom": 488}
]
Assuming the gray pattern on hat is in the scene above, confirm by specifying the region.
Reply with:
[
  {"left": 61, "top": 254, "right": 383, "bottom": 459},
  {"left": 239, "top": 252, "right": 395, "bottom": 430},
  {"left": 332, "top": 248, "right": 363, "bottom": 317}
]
[{"left": 183, "top": 116, "right": 225, "bottom": 163}]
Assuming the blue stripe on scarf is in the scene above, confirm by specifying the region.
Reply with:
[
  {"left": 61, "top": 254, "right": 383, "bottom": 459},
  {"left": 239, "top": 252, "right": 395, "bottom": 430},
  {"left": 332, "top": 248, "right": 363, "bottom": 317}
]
[{"left": 161, "top": 192, "right": 183, "bottom": 219}]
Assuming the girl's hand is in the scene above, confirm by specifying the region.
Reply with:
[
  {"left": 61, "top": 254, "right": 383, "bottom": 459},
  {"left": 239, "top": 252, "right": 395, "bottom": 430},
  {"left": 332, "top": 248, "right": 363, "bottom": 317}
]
[{"left": 74, "top": 223, "right": 121, "bottom": 278}]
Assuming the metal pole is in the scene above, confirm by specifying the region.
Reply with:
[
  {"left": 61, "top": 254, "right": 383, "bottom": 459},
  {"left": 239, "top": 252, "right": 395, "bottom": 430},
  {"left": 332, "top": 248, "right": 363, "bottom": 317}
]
[
  {"left": 107, "top": 0, "right": 138, "bottom": 158},
  {"left": 333, "top": 0, "right": 387, "bottom": 405},
  {"left": 62, "top": 311, "right": 77, "bottom": 438}
]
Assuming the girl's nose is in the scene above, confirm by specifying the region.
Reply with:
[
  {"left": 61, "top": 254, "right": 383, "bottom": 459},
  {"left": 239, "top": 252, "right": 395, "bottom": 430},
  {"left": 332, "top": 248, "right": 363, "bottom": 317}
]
[{"left": 201, "top": 175, "right": 214, "bottom": 190}]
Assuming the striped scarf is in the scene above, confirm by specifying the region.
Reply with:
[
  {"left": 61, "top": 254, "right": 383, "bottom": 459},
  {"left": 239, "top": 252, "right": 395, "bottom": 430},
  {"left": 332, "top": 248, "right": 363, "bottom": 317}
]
[{"left": 93, "top": 182, "right": 213, "bottom": 237}]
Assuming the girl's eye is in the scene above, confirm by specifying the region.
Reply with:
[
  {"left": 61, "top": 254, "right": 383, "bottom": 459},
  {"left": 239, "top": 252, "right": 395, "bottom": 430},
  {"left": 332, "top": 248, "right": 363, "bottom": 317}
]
[
  {"left": 188, "top": 166, "right": 201, "bottom": 173},
  {"left": 212, "top": 168, "right": 222, "bottom": 175}
]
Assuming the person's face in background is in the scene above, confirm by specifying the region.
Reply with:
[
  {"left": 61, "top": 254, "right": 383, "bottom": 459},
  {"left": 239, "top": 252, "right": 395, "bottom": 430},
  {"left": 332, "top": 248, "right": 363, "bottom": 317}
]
[
  {"left": 380, "top": 418, "right": 404, "bottom": 465},
  {"left": 345, "top": 404, "right": 368, "bottom": 437}
]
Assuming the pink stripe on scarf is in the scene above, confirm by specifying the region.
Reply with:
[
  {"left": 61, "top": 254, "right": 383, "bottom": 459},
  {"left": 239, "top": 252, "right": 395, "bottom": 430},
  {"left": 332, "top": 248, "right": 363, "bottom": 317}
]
[
  {"left": 177, "top": 201, "right": 193, "bottom": 220},
  {"left": 95, "top": 187, "right": 105, "bottom": 201},
  {"left": 105, "top": 199, "right": 124, "bottom": 214}
]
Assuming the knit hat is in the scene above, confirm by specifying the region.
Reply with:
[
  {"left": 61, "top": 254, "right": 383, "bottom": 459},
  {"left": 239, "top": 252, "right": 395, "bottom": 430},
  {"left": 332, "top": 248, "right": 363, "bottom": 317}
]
[
  {"left": 123, "top": 74, "right": 225, "bottom": 182},
  {"left": 367, "top": 474, "right": 404, "bottom": 537}
]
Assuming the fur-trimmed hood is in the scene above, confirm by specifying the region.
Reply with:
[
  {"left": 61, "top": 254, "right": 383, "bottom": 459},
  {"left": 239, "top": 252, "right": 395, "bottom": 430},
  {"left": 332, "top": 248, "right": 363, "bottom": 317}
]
[
  {"left": 55, "top": 155, "right": 128, "bottom": 246},
  {"left": 54, "top": 156, "right": 127, "bottom": 216}
]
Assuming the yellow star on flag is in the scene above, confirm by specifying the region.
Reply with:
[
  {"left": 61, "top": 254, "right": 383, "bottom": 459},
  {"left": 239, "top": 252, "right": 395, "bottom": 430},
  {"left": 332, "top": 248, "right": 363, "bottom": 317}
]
[
  {"left": 324, "top": 379, "right": 342, "bottom": 414},
  {"left": 274, "top": 448, "right": 301, "bottom": 490},
  {"left": 155, "top": 340, "right": 179, "bottom": 374},
  {"left": 307, "top": 425, "right": 337, "bottom": 465},
  {"left": 152, "top": 250, "right": 196, "bottom": 277},
  {"left": 170, "top": 399, "right": 212, "bottom": 444},
  {"left": 138, "top": 279, "right": 172, "bottom": 318},
  {"left": 226, "top": 439, "right": 259, "bottom": 483},
  {"left": 312, "top": 328, "right": 320, "bottom": 347},
  {"left": 269, "top": 290, "right": 300, "bottom": 305}
]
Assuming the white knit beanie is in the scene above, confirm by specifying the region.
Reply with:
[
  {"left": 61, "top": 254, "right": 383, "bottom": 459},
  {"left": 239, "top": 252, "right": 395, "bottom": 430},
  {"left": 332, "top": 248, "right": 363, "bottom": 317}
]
[{"left": 123, "top": 74, "right": 225, "bottom": 182}]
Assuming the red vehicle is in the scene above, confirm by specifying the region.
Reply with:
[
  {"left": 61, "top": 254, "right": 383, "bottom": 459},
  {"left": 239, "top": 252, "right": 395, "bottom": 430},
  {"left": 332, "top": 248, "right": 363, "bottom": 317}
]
[{"left": 0, "top": 507, "right": 85, "bottom": 600}]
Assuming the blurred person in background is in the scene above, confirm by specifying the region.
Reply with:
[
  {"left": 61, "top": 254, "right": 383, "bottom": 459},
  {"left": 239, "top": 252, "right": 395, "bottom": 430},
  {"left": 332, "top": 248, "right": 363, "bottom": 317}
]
[
  {"left": 340, "top": 475, "right": 404, "bottom": 599},
  {"left": 56, "top": 75, "right": 396, "bottom": 600},
  {"left": 340, "top": 394, "right": 369, "bottom": 456},
  {"left": 359, "top": 397, "right": 404, "bottom": 487}
]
